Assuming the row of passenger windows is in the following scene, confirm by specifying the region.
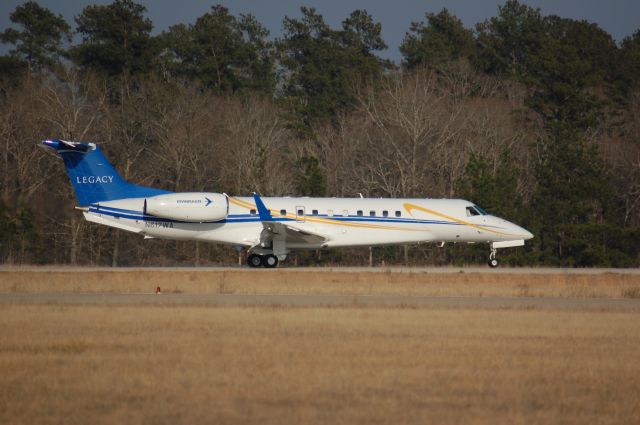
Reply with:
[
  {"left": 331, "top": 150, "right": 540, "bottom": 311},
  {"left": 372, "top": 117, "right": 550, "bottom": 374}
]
[{"left": 248, "top": 209, "right": 403, "bottom": 218}]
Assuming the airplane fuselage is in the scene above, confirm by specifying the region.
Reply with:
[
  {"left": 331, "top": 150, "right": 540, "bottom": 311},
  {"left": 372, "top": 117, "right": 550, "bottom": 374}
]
[
  {"left": 41, "top": 139, "right": 533, "bottom": 267},
  {"left": 84, "top": 196, "right": 532, "bottom": 249}
]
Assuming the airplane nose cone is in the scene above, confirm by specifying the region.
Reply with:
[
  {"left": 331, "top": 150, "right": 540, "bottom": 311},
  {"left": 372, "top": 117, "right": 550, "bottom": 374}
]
[
  {"left": 516, "top": 225, "right": 534, "bottom": 240},
  {"left": 507, "top": 221, "right": 533, "bottom": 240}
]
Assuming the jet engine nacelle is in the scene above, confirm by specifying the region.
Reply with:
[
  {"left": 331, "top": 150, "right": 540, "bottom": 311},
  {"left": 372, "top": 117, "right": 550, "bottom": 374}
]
[{"left": 145, "top": 193, "right": 228, "bottom": 222}]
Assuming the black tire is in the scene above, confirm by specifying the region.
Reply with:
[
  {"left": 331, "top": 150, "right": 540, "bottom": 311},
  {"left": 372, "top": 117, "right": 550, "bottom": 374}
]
[
  {"left": 247, "top": 254, "right": 262, "bottom": 268},
  {"left": 262, "top": 254, "right": 278, "bottom": 268},
  {"left": 488, "top": 258, "right": 499, "bottom": 268}
]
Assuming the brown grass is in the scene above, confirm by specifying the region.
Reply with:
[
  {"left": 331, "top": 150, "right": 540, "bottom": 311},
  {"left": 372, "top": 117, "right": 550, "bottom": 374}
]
[
  {"left": 1, "top": 269, "right": 640, "bottom": 298},
  {"left": 1, "top": 305, "right": 639, "bottom": 424}
]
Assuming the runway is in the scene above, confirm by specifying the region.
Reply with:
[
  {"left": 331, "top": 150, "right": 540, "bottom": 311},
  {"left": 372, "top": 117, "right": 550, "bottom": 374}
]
[
  {"left": 2, "top": 266, "right": 640, "bottom": 274},
  {"left": 2, "top": 292, "right": 639, "bottom": 311}
]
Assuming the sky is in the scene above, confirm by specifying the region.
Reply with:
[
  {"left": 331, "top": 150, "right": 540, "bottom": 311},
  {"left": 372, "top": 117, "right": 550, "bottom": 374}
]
[{"left": 1, "top": 0, "right": 639, "bottom": 62}]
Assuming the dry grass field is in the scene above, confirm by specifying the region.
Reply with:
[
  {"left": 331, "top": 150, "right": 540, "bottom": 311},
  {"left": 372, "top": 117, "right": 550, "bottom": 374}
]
[
  {"left": 1, "top": 268, "right": 640, "bottom": 298},
  {"left": 1, "top": 305, "right": 639, "bottom": 425},
  {"left": 1, "top": 269, "right": 639, "bottom": 424}
]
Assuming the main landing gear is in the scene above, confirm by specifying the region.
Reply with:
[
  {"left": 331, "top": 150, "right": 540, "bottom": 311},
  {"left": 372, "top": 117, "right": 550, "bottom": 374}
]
[
  {"left": 488, "top": 247, "right": 499, "bottom": 268},
  {"left": 247, "top": 253, "right": 278, "bottom": 268}
]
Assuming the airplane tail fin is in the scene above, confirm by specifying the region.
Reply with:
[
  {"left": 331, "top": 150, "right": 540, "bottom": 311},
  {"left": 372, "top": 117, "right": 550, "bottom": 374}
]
[{"left": 41, "top": 139, "right": 170, "bottom": 206}]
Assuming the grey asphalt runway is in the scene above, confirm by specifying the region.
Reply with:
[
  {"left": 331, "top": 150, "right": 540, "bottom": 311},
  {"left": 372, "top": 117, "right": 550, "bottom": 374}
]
[
  {"left": 2, "top": 293, "right": 639, "bottom": 311},
  {"left": 2, "top": 266, "right": 639, "bottom": 274}
]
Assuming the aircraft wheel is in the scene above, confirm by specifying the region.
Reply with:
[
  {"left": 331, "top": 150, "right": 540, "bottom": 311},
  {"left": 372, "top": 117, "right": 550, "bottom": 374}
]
[
  {"left": 488, "top": 258, "right": 499, "bottom": 268},
  {"left": 247, "top": 254, "right": 263, "bottom": 268},
  {"left": 262, "top": 254, "right": 278, "bottom": 268}
]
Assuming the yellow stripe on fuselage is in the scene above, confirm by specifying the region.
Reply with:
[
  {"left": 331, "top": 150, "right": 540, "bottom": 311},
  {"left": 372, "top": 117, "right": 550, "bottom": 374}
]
[{"left": 403, "top": 203, "right": 521, "bottom": 237}]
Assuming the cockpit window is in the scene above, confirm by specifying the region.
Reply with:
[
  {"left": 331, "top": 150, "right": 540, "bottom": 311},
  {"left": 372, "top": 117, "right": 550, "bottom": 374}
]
[
  {"left": 466, "top": 206, "right": 487, "bottom": 217},
  {"left": 475, "top": 205, "right": 488, "bottom": 215}
]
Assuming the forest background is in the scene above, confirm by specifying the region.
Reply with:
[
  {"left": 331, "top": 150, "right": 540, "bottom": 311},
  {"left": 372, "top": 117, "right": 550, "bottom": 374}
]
[{"left": 1, "top": 0, "right": 639, "bottom": 267}]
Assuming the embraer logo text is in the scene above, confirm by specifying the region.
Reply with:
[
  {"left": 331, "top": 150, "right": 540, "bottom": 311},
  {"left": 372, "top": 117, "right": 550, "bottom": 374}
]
[{"left": 76, "top": 175, "right": 114, "bottom": 184}]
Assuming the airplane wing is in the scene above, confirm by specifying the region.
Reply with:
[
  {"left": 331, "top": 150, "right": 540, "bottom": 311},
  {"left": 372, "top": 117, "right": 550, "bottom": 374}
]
[
  {"left": 252, "top": 193, "right": 328, "bottom": 248},
  {"left": 259, "top": 220, "right": 328, "bottom": 245}
]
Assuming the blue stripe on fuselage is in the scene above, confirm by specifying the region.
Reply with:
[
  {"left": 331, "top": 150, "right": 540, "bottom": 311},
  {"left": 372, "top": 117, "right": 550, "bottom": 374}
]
[{"left": 87, "top": 206, "right": 475, "bottom": 227}]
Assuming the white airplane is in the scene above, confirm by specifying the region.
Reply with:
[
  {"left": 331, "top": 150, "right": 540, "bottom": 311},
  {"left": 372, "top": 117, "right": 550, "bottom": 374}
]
[{"left": 41, "top": 139, "right": 533, "bottom": 268}]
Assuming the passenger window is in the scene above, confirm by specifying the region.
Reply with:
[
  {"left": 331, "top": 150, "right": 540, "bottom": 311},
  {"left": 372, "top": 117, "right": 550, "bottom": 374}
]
[
  {"left": 280, "top": 209, "right": 286, "bottom": 216},
  {"left": 370, "top": 210, "right": 376, "bottom": 217},
  {"left": 297, "top": 209, "right": 304, "bottom": 216},
  {"left": 382, "top": 210, "right": 389, "bottom": 217},
  {"left": 250, "top": 209, "right": 257, "bottom": 216},
  {"left": 357, "top": 210, "right": 363, "bottom": 216},
  {"left": 312, "top": 209, "right": 318, "bottom": 215},
  {"left": 395, "top": 211, "right": 401, "bottom": 217}
]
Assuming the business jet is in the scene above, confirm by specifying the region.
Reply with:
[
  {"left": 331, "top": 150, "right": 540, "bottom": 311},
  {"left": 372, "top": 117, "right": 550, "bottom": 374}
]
[{"left": 41, "top": 139, "right": 533, "bottom": 268}]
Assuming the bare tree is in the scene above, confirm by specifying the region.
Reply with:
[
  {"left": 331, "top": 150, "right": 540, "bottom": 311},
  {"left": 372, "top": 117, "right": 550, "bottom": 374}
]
[
  {"left": 339, "top": 67, "right": 530, "bottom": 199},
  {"left": 217, "top": 96, "right": 295, "bottom": 196}
]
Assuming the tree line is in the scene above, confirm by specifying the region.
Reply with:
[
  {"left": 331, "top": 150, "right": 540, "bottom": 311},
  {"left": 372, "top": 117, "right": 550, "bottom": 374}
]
[{"left": 1, "top": 0, "right": 639, "bottom": 267}]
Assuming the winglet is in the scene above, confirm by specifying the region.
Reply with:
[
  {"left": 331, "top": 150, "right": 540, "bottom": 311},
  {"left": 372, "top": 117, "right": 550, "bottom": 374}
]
[{"left": 252, "top": 192, "right": 273, "bottom": 221}]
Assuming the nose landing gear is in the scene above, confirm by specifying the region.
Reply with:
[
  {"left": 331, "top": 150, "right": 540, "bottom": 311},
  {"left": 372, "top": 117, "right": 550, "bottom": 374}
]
[{"left": 488, "top": 247, "right": 499, "bottom": 268}]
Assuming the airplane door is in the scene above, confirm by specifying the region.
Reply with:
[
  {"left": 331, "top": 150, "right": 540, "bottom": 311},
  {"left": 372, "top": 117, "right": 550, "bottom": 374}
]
[{"left": 296, "top": 206, "right": 305, "bottom": 222}]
